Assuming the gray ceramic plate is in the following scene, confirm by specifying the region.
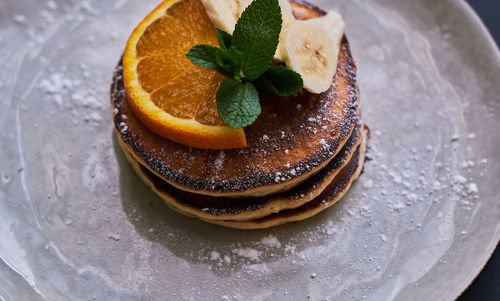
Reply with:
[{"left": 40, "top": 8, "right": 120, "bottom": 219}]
[{"left": 0, "top": 0, "right": 499, "bottom": 300}]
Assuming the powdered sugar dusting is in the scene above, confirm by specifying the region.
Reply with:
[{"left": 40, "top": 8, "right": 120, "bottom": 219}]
[
  {"left": 214, "top": 151, "right": 225, "bottom": 171},
  {"left": 260, "top": 235, "right": 282, "bottom": 248},
  {"left": 1, "top": 0, "right": 498, "bottom": 300},
  {"left": 232, "top": 247, "right": 262, "bottom": 261},
  {"left": 13, "top": 14, "right": 27, "bottom": 24}
]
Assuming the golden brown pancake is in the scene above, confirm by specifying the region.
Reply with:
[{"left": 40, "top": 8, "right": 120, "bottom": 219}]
[
  {"left": 120, "top": 128, "right": 367, "bottom": 229},
  {"left": 206, "top": 135, "right": 366, "bottom": 229},
  {"left": 111, "top": 0, "right": 360, "bottom": 198},
  {"left": 118, "top": 121, "right": 363, "bottom": 221}
]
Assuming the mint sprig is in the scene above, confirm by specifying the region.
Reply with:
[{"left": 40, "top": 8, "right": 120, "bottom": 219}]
[{"left": 186, "top": 0, "right": 303, "bottom": 129}]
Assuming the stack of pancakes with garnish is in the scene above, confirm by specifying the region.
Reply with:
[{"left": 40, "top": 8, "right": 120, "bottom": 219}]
[{"left": 111, "top": 0, "right": 368, "bottom": 229}]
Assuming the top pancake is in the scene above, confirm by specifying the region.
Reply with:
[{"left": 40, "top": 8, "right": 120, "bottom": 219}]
[{"left": 111, "top": 0, "right": 359, "bottom": 197}]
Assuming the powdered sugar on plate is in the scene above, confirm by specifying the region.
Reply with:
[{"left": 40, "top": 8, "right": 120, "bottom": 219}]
[{"left": 1, "top": 0, "right": 498, "bottom": 300}]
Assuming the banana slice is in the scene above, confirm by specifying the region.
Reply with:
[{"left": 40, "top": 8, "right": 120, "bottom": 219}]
[
  {"left": 232, "top": 0, "right": 254, "bottom": 20},
  {"left": 282, "top": 12, "right": 345, "bottom": 93},
  {"left": 322, "top": 11, "right": 345, "bottom": 45},
  {"left": 274, "top": 0, "right": 295, "bottom": 61},
  {"left": 200, "top": 0, "right": 238, "bottom": 33}
]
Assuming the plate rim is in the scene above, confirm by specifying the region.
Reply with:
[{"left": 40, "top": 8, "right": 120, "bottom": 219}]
[
  {"left": 0, "top": 0, "right": 499, "bottom": 299},
  {"left": 447, "top": 1, "right": 500, "bottom": 299}
]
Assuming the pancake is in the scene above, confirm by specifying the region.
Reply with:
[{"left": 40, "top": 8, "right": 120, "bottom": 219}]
[
  {"left": 120, "top": 128, "right": 367, "bottom": 229},
  {"left": 111, "top": 0, "right": 360, "bottom": 198},
  {"left": 291, "top": 0, "right": 326, "bottom": 21},
  {"left": 119, "top": 121, "right": 364, "bottom": 222},
  {"left": 206, "top": 135, "right": 366, "bottom": 229}
]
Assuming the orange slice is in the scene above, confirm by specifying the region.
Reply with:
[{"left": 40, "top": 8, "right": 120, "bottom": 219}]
[{"left": 123, "top": 0, "right": 247, "bottom": 149}]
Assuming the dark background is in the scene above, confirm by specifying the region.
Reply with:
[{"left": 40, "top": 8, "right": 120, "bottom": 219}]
[{"left": 458, "top": 0, "right": 499, "bottom": 300}]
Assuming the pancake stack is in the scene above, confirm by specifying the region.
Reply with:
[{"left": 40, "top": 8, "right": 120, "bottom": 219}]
[{"left": 111, "top": 0, "right": 367, "bottom": 229}]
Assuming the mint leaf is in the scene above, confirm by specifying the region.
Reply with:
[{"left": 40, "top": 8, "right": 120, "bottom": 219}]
[
  {"left": 255, "top": 65, "right": 303, "bottom": 96},
  {"left": 215, "top": 28, "right": 232, "bottom": 50},
  {"left": 187, "top": 45, "right": 236, "bottom": 79},
  {"left": 186, "top": 44, "right": 220, "bottom": 69},
  {"left": 216, "top": 80, "right": 261, "bottom": 128},
  {"left": 214, "top": 47, "right": 242, "bottom": 70},
  {"left": 232, "top": 0, "right": 282, "bottom": 80},
  {"left": 226, "top": 47, "right": 243, "bottom": 73},
  {"left": 212, "top": 47, "right": 243, "bottom": 80},
  {"left": 215, "top": 50, "right": 232, "bottom": 70}
]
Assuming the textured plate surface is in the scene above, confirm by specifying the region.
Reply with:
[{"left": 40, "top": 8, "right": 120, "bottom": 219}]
[{"left": 0, "top": 0, "right": 499, "bottom": 300}]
